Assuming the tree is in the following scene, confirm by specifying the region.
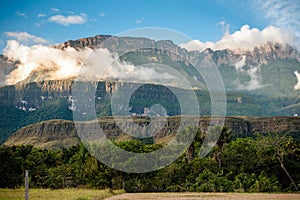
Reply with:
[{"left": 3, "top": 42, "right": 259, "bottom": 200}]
[
  {"left": 68, "top": 143, "right": 91, "bottom": 185},
  {"left": 0, "top": 146, "right": 24, "bottom": 188},
  {"left": 212, "top": 126, "right": 232, "bottom": 168},
  {"left": 255, "top": 133, "right": 298, "bottom": 190},
  {"left": 222, "top": 137, "right": 258, "bottom": 174},
  {"left": 177, "top": 126, "right": 204, "bottom": 163}
]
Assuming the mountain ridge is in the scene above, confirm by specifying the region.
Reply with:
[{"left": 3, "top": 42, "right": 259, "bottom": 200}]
[
  {"left": 44, "top": 35, "right": 300, "bottom": 97},
  {"left": 62, "top": 35, "right": 300, "bottom": 66},
  {"left": 2, "top": 34, "right": 300, "bottom": 94}
]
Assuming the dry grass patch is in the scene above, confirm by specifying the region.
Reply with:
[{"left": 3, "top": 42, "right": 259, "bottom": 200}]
[{"left": 0, "top": 188, "right": 124, "bottom": 200}]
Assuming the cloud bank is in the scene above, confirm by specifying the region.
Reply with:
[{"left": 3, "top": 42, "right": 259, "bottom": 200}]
[
  {"left": 3, "top": 40, "right": 174, "bottom": 85},
  {"left": 180, "top": 25, "right": 294, "bottom": 52}
]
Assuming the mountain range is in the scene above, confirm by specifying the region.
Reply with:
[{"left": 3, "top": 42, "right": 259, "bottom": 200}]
[{"left": 1, "top": 34, "right": 300, "bottom": 147}]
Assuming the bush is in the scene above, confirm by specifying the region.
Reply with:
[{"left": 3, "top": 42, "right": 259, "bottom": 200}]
[
  {"left": 194, "top": 169, "right": 234, "bottom": 192},
  {"left": 249, "top": 171, "right": 280, "bottom": 192},
  {"left": 234, "top": 173, "right": 256, "bottom": 192}
]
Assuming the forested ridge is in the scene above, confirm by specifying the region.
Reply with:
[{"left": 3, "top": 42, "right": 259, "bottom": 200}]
[{"left": 1, "top": 128, "right": 299, "bottom": 193}]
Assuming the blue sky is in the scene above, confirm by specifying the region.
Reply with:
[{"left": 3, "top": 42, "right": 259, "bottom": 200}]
[{"left": 0, "top": 0, "right": 299, "bottom": 53}]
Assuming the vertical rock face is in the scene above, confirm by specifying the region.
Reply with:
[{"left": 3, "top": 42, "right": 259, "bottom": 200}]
[
  {"left": 63, "top": 35, "right": 113, "bottom": 49},
  {"left": 0, "top": 80, "right": 114, "bottom": 113},
  {"left": 246, "top": 116, "right": 300, "bottom": 133},
  {"left": 38, "top": 80, "right": 74, "bottom": 92}
]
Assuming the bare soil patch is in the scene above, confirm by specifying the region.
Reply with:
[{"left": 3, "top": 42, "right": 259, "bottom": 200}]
[{"left": 105, "top": 192, "right": 300, "bottom": 200}]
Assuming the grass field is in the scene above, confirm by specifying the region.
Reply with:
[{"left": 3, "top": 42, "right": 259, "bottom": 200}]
[{"left": 0, "top": 188, "right": 124, "bottom": 200}]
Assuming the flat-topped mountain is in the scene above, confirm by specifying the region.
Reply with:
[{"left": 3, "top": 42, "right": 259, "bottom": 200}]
[
  {"left": 4, "top": 116, "right": 300, "bottom": 150},
  {"left": 4, "top": 120, "right": 79, "bottom": 150}
]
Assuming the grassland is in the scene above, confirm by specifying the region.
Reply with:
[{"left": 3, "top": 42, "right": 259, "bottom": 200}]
[{"left": 0, "top": 188, "right": 124, "bottom": 200}]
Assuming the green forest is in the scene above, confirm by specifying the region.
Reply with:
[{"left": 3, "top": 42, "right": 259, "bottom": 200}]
[{"left": 1, "top": 128, "right": 299, "bottom": 193}]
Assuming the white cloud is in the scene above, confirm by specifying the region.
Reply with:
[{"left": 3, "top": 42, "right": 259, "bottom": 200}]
[
  {"left": 51, "top": 7, "right": 60, "bottom": 12},
  {"left": 3, "top": 40, "right": 175, "bottom": 85},
  {"left": 180, "top": 25, "right": 294, "bottom": 52},
  {"left": 35, "top": 23, "right": 42, "bottom": 27},
  {"left": 294, "top": 71, "right": 300, "bottom": 90},
  {"left": 49, "top": 14, "right": 87, "bottom": 26},
  {"left": 5, "top": 32, "right": 48, "bottom": 44},
  {"left": 135, "top": 19, "right": 143, "bottom": 24},
  {"left": 257, "top": 0, "right": 300, "bottom": 31},
  {"left": 217, "top": 21, "right": 226, "bottom": 27},
  {"left": 38, "top": 13, "right": 46, "bottom": 18},
  {"left": 237, "top": 65, "right": 264, "bottom": 91},
  {"left": 234, "top": 55, "right": 246, "bottom": 71},
  {"left": 217, "top": 20, "right": 230, "bottom": 34},
  {"left": 16, "top": 11, "right": 27, "bottom": 18},
  {"left": 255, "top": 0, "right": 300, "bottom": 45},
  {"left": 99, "top": 12, "right": 106, "bottom": 17}
]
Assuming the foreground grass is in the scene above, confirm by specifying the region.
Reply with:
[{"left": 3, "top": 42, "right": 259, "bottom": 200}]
[{"left": 0, "top": 188, "right": 124, "bottom": 200}]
